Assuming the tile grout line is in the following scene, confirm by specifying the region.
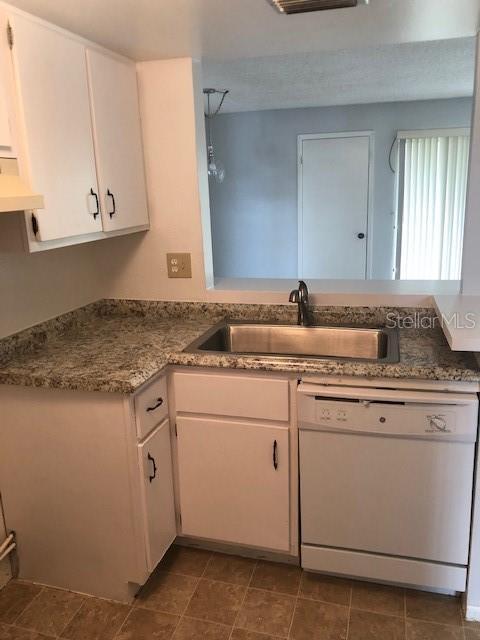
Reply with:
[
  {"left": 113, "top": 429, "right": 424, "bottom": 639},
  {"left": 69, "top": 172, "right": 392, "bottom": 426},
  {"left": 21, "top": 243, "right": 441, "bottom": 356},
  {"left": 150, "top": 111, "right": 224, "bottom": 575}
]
[
  {"left": 10, "top": 587, "right": 85, "bottom": 640},
  {"left": 172, "top": 551, "right": 214, "bottom": 639},
  {"left": 285, "top": 568, "right": 302, "bottom": 639},
  {"left": 106, "top": 600, "right": 133, "bottom": 640},
  {"left": 345, "top": 581, "right": 353, "bottom": 640},
  {"left": 10, "top": 585, "right": 46, "bottom": 626},
  {"left": 57, "top": 596, "right": 88, "bottom": 640},
  {"left": 4, "top": 565, "right": 468, "bottom": 640},
  {"left": 111, "top": 602, "right": 136, "bottom": 639},
  {"left": 227, "top": 558, "right": 258, "bottom": 640}
]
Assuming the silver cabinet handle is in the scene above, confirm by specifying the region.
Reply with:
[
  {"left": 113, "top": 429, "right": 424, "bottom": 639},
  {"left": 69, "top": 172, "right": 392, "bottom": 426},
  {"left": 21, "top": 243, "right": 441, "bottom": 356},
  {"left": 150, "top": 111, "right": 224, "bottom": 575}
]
[{"left": 146, "top": 397, "right": 164, "bottom": 412}]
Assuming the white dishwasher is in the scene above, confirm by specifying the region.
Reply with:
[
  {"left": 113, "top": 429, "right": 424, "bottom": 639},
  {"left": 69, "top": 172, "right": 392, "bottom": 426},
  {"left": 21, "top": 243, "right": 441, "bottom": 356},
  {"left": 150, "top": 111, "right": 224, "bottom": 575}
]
[{"left": 298, "top": 380, "right": 479, "bottom": 592}]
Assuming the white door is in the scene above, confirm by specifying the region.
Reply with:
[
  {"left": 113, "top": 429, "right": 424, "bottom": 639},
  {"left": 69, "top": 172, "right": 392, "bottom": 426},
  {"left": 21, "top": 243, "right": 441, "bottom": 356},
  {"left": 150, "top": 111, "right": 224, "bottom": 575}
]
[
  {"left": 299, "top": 133, "right": 371, "bottom": 279},
  {"left": 138, "top": 419, "right": 176, "bottom": 572},
  {"left": 176, "top": 416, "right": 290, "bottom": 552},
  {"left": 9, "top": 14, "right": 101, "bottom": 241},
  {"left": 86, "top": 49, "right": 149, "bottom": 232}
]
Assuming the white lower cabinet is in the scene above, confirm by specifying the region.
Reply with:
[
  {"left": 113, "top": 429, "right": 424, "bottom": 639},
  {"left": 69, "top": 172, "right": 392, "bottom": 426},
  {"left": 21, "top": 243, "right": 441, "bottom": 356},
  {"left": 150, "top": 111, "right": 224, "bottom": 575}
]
[
  {"left": 176, "top": 416, "right": 291, "bottom": 552},
  {"left": 139, "top": 418, "right": 176, "bottom": 572},
  {"left": 0, "top": 376, "right": 175, "bottom": 602}
]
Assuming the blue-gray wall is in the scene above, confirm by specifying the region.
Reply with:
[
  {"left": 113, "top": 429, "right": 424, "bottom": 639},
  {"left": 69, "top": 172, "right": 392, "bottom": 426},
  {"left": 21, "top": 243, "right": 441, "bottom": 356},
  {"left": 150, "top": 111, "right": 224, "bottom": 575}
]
[{"left": 209, "top": 97, "right": 473, "bottom": 279}]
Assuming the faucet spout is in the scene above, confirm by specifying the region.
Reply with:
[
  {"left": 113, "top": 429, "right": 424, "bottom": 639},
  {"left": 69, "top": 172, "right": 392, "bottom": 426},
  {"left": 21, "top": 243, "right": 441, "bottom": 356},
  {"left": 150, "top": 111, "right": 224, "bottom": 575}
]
[{"left": 288, "top": 280, "right": 310, "bottom": 326}]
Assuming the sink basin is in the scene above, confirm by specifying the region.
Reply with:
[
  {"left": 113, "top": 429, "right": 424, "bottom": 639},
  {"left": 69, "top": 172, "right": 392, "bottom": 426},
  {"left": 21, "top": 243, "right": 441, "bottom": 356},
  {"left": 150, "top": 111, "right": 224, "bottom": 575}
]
[{"left": 185, "top": 322, "right": 400, "bottom": 363}]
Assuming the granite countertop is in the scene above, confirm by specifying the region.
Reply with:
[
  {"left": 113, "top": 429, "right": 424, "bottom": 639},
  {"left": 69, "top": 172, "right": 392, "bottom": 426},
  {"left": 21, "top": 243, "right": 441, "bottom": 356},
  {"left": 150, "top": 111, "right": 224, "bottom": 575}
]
[{"left": 0, "top": 300, "right": 479, "bottom": 394}]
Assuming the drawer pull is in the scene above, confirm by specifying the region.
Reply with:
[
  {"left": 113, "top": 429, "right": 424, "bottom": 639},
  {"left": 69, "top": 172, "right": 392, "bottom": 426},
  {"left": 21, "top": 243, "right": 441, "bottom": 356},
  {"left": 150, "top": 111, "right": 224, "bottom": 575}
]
[
  {"left": 273, "top": 440, "right": 278, "bottom": 470},
  {"left": 146, "top": 397, "right": 164, "bottom": 412},
  {"left": 147, "top": 453, "right": 157, "bottom": 482}
]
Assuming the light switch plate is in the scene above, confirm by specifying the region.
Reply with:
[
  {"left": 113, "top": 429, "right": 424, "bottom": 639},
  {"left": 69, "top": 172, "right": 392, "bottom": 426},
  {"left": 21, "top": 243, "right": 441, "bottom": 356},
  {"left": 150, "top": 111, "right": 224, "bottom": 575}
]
[{"left": 167, "top": 253, "right": 192, "bottom": 278}]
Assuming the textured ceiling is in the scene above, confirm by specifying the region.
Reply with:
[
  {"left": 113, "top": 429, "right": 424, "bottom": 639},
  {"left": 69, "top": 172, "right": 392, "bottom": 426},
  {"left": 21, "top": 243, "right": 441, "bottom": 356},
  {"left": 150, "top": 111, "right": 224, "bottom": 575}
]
[
  {"left": 3, "top": 0, "right": 480, "bottom": 62},
  {"left": 202, "top": 37, "right": 476, "bottom": 112}
]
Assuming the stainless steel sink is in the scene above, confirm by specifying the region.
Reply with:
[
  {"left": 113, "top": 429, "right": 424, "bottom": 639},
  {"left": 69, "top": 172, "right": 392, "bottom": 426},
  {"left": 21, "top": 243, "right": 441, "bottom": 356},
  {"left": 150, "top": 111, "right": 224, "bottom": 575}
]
[{"left": 185, "top": 322, "right": 400, "bottom": 363}]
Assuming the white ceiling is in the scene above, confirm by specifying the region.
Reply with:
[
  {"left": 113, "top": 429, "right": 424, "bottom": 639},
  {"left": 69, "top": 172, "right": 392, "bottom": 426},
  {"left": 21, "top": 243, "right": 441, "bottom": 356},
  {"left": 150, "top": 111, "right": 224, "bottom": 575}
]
[
  {"left": 202, "top": 37, "right": 476, "bottom": 112},
  {"left": 4, "top": 0, "right": 480, "bottom": 62}
]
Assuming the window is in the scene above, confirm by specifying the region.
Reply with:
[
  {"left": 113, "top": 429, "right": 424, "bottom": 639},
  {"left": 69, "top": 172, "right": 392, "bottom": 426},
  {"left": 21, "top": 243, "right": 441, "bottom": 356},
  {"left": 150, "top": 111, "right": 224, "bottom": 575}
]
[{"left": 396, "top": 129, "right": 470, "bottom": 280}]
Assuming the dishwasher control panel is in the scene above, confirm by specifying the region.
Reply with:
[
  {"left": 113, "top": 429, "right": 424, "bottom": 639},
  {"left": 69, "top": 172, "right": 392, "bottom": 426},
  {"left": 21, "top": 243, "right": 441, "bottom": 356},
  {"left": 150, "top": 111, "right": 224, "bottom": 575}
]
[
  {"left": 316, "top": 402, "right": 456, "bottom": 433},
  {"left": 298, "top": 383, "right": 478, "bottom": 442}
]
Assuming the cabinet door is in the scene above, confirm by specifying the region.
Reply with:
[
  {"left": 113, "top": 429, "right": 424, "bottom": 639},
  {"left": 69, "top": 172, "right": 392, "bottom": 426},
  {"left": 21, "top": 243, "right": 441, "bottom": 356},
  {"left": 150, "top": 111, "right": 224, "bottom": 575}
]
[
  {"left": 177, "top": 416, "right": 290, "bottom": 552},
  {"left": 138, "top": 419, "right": 176, "bottom": 571},
  {"left": 0, "top": 494, "right": 11, "bottom": 589},
  {"left": 0, "top": 9, "right": 12, "bottom": 150},
  {"left": 86, "top": 48, "right": 149, "bottom": 232},
  {"left": 9, "top": 14, "right": 102, "bottom": 241}
]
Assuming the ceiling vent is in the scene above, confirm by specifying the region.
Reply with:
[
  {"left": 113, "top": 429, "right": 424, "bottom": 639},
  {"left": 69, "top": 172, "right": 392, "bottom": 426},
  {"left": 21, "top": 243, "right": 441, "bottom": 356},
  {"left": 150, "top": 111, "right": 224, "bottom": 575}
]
[{"left": 268, "top": 0, "right": 369, "bottom": 14}]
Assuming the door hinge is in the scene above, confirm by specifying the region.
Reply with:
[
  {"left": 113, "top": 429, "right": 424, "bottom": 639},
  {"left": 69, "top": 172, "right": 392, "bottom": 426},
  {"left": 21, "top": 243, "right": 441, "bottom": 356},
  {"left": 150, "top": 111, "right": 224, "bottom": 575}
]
[
  {"left": 6, "top": 22, "right": 13, "bottom": 49},
  {"left": 31, "top": 213, "right": 39, "bottom": 237}
]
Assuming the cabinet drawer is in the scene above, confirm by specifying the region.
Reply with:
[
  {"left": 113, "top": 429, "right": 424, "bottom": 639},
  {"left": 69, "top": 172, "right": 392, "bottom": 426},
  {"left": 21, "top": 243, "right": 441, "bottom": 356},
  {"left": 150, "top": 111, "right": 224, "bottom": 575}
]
[
  {"left": 135, "top": 376, "right": 168, "bottom": 439},
  {"left": 173, "top": 372, "right": 289, "bottom": 422}
]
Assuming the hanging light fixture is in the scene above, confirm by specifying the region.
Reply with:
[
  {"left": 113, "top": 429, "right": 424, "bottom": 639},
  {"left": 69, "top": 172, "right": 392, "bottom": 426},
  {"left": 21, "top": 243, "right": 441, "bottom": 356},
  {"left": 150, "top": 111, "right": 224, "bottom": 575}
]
[{"left": 204, "top": 88, "right": 229, "bottom": 184}]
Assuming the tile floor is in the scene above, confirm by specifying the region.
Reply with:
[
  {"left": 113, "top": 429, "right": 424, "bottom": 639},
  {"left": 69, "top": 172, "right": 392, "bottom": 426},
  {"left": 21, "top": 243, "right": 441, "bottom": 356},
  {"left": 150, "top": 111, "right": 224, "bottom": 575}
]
[{"left": 0, "top": 545, "right": 478, "bottom": 640}]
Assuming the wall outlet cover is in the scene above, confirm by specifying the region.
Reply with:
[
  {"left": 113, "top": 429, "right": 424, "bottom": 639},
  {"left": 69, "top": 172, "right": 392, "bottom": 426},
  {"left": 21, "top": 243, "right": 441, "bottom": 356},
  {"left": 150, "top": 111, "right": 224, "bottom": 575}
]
[{"left": 167, "top": 253, "right": 192, "bottom": 278}]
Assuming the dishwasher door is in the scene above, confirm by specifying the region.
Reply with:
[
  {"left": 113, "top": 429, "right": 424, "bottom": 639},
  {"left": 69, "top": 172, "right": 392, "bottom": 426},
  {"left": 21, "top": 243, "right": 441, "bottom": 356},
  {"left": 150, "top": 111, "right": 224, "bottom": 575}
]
[{"left": 298, "top": 383, "right": 478, "bottom": 566}]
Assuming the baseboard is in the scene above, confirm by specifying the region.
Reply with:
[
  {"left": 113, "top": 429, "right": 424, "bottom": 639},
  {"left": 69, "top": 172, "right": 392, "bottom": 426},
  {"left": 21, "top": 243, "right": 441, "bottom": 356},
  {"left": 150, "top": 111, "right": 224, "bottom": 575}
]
[
  {"left": 176, "top": 536, "right": 299, "bottom": 565},
  {"left": 465, "top": 604, "right": 480, "bottom": 621}
]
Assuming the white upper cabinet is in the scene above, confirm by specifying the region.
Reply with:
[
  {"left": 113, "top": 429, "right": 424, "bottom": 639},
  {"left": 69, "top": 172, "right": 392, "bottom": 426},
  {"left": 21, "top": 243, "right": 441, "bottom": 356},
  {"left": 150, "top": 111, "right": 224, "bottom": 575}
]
[
  {"left": 9, "top": 13, "right": 103, "bottom": 242},
  {"left": 86, "top": 49, "right": 149, "bottom": 232},
  {"left": 0, "top": 9, "right": 12, "bottom": 150},
  {"left": 0, "top": 8, "right": 149, "bottom": 250},
  {"left": 0, "top": 85, "right": 11, "bottom": 149}
]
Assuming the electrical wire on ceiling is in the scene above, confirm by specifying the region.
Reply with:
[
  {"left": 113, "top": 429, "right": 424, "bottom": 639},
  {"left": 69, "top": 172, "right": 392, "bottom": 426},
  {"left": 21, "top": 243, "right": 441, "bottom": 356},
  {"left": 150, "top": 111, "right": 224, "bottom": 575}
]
[{"left": 204, "top": 88, "right": 229, "bottom": 184}]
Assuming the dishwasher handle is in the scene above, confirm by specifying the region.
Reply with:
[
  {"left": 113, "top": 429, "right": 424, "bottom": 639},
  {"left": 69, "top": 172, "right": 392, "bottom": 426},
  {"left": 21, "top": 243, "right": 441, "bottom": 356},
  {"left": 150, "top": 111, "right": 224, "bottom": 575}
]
[{"left": 298, "top": 383, "right": 478, "bottom": 407}]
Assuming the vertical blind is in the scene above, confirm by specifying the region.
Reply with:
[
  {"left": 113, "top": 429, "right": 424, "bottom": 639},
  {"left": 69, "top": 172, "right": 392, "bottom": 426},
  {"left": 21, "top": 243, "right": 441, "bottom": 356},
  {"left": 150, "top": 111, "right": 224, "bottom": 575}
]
[{"left": 398, "top": 130, "right": 470, "bottom": 280}]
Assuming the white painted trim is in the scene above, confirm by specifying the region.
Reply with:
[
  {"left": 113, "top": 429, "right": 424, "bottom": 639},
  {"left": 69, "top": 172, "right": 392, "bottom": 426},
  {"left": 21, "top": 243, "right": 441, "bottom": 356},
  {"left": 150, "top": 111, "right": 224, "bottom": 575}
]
[
  {"left": 213, "top": 277, "right": 460, "bottom": 294},
  {"left": 433, "top": 294, "right": 480, "bottom": 351},
  {"left": 299, "top": 131, "right": 374, "bottom": 141},
  {"left": 366, "top": 132, "right": 375, "bottom": 280},
  {"left": 297, "top": 135, "right": 303, "bottom": 278},
  {"left": 392, "top": 137, "right": 401, "bottom": 279},
  {"left": 25, "top": 222, "right": 149, "bottom": 253},
  {"left": 397, "top": 127, "right": 471, "bottom": 139},
  {"left": 466, "top": 605, "right": 480, "bottom": 622},
  {"left": 461, "top": 34, "right": 480, "bottom": 295},
  {"left": 297, "top": 131, "right": 374, "bottom": 281}
]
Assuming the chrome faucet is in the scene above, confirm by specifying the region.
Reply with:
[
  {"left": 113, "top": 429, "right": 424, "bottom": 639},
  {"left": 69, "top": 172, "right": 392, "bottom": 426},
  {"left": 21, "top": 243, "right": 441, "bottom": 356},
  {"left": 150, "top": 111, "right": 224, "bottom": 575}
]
[{"left": 289, "top": 280, "right": 310, "bottom": 326}]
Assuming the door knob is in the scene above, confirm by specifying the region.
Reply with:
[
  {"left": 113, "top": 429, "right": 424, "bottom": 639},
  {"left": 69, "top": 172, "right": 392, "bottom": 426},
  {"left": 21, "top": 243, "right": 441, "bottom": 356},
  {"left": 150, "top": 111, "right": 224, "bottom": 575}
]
[{"left": 357, "top": 233, "right": 365, "bottom": 239}]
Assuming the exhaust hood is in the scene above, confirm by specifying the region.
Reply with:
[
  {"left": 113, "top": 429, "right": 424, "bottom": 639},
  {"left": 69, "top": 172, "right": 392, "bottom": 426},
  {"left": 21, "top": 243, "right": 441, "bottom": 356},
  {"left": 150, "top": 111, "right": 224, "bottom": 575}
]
[
  {"left": 268, "top": 0, "right": 369, "bottom": 13},
  {"left": 0, "top": 157, "right": 44, "bottom": 213}
]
